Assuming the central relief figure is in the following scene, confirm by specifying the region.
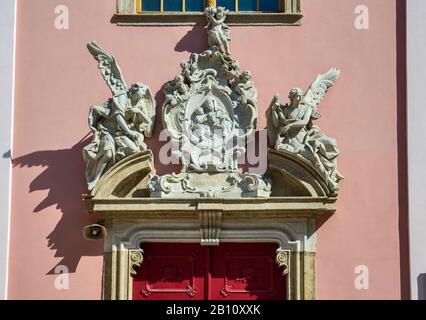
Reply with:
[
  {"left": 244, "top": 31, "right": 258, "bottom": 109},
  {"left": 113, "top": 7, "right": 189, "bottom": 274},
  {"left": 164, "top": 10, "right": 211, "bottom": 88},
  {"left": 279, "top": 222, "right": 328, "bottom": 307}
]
[{"left": 149, "top": 7, "right": 271, "bottom": 198}]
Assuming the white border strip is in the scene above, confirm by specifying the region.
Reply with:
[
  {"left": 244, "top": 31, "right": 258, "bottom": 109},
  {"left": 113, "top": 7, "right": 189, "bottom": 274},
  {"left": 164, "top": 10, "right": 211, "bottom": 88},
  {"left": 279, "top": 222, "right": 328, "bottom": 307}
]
[
  {"left": 407, "top": 0, "right": 426, "bottom": 300},
  {"left": 0, "top": 0, "right": 17, "bottom": 300}
]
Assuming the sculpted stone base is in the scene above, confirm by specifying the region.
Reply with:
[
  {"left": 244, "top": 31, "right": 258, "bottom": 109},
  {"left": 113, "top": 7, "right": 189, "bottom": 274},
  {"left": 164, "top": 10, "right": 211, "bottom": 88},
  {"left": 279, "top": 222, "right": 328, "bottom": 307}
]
[{"left": 148, "top": 172, "right": 271, "bottom": 198}]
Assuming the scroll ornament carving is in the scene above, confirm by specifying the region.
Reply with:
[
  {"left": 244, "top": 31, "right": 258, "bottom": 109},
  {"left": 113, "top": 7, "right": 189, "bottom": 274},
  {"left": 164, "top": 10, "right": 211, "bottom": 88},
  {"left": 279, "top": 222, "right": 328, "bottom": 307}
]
[
  {"left": 266, "top": 68, "right": 344, "bottom": 195},
  {"left": 149, "top": 6, "right": 270, "bottom": 198},
  {"left": 129, "top": 250, "right": 144, "bottom": 276},
  {"left": 83, "top": 41, "right": 156, "bottom": 191},
  {"left": 275, "top": 249, "right": 290, "bottom": 276}
]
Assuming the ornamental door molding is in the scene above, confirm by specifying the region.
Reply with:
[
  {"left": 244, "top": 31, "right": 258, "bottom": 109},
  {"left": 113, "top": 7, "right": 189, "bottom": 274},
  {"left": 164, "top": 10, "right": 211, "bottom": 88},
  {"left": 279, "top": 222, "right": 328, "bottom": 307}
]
[{"left": 83, "top": 6, "right": 342, "bottom": 300}]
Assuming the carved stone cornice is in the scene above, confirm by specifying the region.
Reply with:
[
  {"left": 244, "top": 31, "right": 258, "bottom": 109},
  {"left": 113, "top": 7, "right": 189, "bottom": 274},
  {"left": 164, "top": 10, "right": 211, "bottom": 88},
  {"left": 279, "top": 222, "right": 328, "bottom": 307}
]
[{"left": 85, "top": 196, "right": 336, "bottom": 218}]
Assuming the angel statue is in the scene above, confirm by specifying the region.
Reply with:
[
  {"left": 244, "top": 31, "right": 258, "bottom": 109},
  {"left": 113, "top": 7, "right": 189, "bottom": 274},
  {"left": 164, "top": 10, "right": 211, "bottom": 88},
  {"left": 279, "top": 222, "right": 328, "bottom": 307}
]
[
  {"left": 205, "top": 6, "right": 231, "bottom": 56},
  {"left": 83, "top": 41, "right": 156, "bottom": 190},
  {"left": 267, "top": 68, "right": 344, "bottom": 194}
]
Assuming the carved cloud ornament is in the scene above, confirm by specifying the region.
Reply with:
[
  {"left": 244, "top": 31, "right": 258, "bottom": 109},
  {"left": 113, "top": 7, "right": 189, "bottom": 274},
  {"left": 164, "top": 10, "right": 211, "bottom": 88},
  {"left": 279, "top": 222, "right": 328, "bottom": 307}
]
[{"left": 83, "top": 42, "right": 156, "bottom": 190}]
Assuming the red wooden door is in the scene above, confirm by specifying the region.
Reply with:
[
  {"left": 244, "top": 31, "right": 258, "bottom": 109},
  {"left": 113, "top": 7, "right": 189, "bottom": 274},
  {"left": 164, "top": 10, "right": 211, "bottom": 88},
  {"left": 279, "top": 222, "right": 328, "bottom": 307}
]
[
  {"left": 209, "top": 243, "right": 286, "bottom": 300},
  {"left": 132, "top": 243, "right": 207, "bottom": 300},
  {"left": 132, "top": 243, "right": 286, "bottom": 300}
]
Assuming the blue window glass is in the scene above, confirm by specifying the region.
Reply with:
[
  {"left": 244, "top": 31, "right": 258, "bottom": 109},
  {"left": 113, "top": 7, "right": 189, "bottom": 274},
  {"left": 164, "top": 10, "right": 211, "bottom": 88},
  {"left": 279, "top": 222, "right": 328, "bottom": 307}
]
[
  {"left": 142, "top": 0, "right": 161, "bottom": 11},
  {"left": 259, "top": 0, "right": 279, "bottom": 12},
  {"left": 186, "top": 0, "right": 204, "bottom": 12},
  {"left": 238, "top": 0, "right": 257, "bottom": 11},
  {"left": 164, "top": 0, "right": 182, "bottom": 12},
  {"left": 217, "top": 0, "right": 236, "bottom": 11}
]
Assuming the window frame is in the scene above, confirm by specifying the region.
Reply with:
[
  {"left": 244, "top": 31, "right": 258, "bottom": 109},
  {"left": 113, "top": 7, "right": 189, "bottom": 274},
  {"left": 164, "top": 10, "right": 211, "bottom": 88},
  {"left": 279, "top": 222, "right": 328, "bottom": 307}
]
[
  {"left": 138, "top": 0, "right": 206, "bottom": 13},
  {"left": 115, "top": 0, "right": 303, "bottom": 26}
]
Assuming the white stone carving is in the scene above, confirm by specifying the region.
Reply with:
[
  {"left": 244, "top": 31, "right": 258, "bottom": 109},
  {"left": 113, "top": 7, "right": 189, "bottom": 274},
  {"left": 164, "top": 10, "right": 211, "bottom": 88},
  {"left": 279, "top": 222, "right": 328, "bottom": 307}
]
[
  {"left": 199, "top": 210, "right": 222, "bottom": 246},
  {"left": 129, "top": 249, "right": 144, "bottom": 276},
  {"left": 149, "top": 172, "right": 270, "bottom": 198},
  {"left": 266, "top": 68, "right": 344, "bottom": 194},
  {"left": 205, "top": 6, "right": 231, "bottom": 56},
  {"left": 276, "top": 249, "right": 290, "bottom": 276},
  {"left": 149, "top": 8, "right": 270, "bottom": 198},
  {"left": 83, "top": 42, "right": 156, "bottom": 190}
]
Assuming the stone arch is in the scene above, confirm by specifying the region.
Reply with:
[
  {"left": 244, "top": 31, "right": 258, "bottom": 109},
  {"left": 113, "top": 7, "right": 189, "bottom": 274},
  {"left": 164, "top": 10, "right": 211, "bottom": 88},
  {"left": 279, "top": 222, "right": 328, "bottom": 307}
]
[
  {"left": 268, "top": 149, "right": 331, "bottom": 197},
  {"left": 90, "top": 150, "right": 154, "bottom": 199}
]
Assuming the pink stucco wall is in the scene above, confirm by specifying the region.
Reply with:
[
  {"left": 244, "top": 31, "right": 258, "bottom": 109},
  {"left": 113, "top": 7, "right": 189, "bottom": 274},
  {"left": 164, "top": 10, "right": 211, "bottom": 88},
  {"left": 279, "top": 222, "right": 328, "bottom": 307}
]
[{"left": 8, "top": 0, "right": 404, "bottom": 299}]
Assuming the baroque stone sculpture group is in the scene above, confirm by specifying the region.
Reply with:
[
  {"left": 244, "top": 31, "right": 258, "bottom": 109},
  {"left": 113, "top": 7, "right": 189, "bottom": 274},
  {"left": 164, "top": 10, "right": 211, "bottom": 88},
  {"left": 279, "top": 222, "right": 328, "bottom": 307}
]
[{"left": 83, "top": 6, "right": 343, "bottom": 198}]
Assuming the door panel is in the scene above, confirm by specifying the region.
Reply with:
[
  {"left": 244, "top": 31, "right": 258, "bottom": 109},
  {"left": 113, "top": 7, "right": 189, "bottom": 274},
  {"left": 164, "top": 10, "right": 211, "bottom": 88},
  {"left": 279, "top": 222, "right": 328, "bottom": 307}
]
[
  {"left": 210, "top": 243, "right": 286, "bottom": 300},
  {"left": 132, "top": 243, "right": 286, "bottom": 300},
  {"left": 132, "top": 243, "right": 207, "bottom": 300}
]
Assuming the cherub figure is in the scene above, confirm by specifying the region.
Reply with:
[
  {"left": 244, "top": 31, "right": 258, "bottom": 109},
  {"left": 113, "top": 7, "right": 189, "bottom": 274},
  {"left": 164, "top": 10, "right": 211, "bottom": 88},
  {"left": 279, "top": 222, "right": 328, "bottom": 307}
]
[
  {"left": 232, "top": 70, "right": 257, "bottom": 128},
  {"left": 223, "top": 59, "right": 240, "bottom": 83},
  {"left": 267, "top": 68, "right": 344, "bottom": 193},
  {"left": 205, "top": 6, "right": 231, "bottom": 56},
  {"left": 233, "top": 71, "right": 257, "bottom": 105},
  {"left": 83, "top": 42, "right": 155, "bottom": 190},
  {"left": 164, "top": 75, "right": 190, "bottom": 108}
]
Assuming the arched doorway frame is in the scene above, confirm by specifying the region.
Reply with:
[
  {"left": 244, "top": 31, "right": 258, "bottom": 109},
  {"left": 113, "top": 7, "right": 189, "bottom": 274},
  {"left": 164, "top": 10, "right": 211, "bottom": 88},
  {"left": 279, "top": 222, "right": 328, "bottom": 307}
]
[{"left": 85, "top": 150, "right": 337, "bottom": 300}]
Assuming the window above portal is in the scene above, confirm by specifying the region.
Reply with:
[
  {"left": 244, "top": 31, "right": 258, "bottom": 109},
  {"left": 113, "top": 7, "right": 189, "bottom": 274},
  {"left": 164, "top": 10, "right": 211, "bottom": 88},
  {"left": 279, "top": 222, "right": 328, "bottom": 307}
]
[
  {"left": 115, "top": 0, "right": 302, "bottom": 25},
  {"left": 139, "top": 0, "right": 280, "bottom": 13}
]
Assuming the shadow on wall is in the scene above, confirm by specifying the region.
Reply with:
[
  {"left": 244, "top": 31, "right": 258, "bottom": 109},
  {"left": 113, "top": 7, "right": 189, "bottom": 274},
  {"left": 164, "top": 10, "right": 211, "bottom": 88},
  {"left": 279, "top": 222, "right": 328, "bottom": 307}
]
[
  {"left": 2, "top": 149, "right": 11, "bottom": 159},
  {"left": 418, "top": 273, "right": 426, "bottom": 300},
  {"left": 175, "top": 25, "right": 208, "bottom": 54},
  {"left": 10, "top": 136, "right": 103, "bottom": 274}
]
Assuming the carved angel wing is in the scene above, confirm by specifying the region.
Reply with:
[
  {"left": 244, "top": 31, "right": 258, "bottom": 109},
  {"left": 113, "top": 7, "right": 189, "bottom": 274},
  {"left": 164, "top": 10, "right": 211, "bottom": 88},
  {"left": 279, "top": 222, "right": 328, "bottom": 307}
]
[
  {"left": 303, "top": 68, "right": 340, "bottom": 120},
  {"left": 265, "top": 94, "right": 282, "bottom": 148},
  {"left": 87, "top": 41, "right": 128, "bottom": 95}
]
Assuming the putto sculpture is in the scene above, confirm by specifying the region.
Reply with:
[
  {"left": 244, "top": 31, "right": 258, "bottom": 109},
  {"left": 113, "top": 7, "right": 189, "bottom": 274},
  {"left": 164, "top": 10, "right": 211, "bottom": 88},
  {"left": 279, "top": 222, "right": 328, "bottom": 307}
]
[
  {"left": 83, "top": 41, "right": 155, "bottom": 190},
  {"left": 266, "top": 68, "right": 344, "bottom": 194},
  {"left": 149, "top": 7, "right": 270, "bottom": 198},
  {"left": 205, "top": 6, "right": 231, "bottom": 56}
]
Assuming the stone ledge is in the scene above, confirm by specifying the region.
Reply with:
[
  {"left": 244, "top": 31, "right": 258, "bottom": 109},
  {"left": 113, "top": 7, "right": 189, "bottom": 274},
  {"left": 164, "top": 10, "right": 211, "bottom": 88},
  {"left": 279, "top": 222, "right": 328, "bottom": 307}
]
[
  {"left": 112, "top": 12, "right": 303, "bottom": 26},
  {"left": 84, "top": 196, "right": 336, "bottom": 217}
]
